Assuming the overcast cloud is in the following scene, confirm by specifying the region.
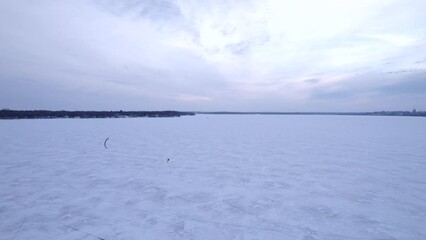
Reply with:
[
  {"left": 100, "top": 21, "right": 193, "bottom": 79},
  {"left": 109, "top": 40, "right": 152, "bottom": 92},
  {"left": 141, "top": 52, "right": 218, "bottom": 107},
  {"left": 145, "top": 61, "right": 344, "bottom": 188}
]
[{"left": 1, "top": 0, "right": 425, "bottom": 111}]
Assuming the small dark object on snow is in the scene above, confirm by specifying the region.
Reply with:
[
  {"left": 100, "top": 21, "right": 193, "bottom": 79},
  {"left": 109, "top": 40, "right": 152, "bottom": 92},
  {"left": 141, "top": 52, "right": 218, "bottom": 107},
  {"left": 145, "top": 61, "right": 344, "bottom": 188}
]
[
  {"left": 104, "top": 137, "right": 109, "bottom": 149},
  {"left": 167, "top": 158, "right": 170, "bottom": 163}
]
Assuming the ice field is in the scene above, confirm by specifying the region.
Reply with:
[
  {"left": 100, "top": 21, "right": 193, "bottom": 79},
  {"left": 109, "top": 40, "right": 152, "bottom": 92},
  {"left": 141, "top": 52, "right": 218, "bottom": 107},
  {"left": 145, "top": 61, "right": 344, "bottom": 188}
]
[{"left": 1, "top": 115, "right": 426, "bottom": 240}]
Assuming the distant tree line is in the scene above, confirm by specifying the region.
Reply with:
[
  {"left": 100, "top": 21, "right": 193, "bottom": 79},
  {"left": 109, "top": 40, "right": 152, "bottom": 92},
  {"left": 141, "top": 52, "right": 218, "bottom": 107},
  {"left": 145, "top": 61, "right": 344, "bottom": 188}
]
[
  {"left": 0, "top": 110, "right": 195, "bottom": 119},
  {"left": 2, "top": 109, "right": 425, "bottom": 119},
  {"left": 195, "top": 111, "right": 426, "bottom": 117},
  {"left": 370, "top": 110, "right": 426, "bottom": 117}
]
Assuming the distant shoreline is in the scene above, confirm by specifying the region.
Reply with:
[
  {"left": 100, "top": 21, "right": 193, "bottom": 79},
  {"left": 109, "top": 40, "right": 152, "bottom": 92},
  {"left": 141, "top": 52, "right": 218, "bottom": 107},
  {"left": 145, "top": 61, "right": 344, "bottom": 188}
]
[
  {"left": 0, "top": 110, "right": 195, "bottom": 119},
  {"left": 1, "top": 109, "right": 425, "bottom": 119},
  {"left": 196, "top": 111, "right": 426, "bottom": 117}
]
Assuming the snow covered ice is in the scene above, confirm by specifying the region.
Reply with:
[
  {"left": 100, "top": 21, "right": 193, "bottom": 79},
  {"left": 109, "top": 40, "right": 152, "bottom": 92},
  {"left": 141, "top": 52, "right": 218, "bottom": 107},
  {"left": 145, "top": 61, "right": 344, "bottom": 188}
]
[{"left": 1, "top": 115, "right": 426, "bottom": 240}]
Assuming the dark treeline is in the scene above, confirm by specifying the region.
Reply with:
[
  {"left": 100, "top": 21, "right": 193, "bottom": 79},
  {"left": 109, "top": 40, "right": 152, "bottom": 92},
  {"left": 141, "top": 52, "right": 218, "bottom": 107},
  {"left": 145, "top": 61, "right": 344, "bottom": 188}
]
[
  {"left": 2, "top": 109, "right": 425, "bottom": 119},
  {"left": 0, "top": 110, "right": 195, "bottom": 119}
]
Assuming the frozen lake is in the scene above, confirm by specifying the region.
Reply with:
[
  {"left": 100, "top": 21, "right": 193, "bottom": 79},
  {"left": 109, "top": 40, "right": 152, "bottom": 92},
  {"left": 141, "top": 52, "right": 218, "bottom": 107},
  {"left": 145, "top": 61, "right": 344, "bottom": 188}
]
[{"left": 1, "top": 115, "right": 426, "bottom": 240}]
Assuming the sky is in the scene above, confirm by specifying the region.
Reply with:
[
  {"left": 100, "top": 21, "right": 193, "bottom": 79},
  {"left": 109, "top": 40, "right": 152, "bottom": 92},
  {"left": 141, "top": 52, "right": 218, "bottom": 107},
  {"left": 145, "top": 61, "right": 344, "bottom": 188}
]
[{"left": 1, "top": 0, "right": 425, "bottom": 111}]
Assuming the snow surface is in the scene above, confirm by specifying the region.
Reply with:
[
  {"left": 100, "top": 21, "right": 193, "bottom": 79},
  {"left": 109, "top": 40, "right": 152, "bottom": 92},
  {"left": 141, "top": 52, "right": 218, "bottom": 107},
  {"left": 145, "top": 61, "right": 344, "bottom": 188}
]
[{"left": 1, "top": 115, "right": 426, "bottom": 240}]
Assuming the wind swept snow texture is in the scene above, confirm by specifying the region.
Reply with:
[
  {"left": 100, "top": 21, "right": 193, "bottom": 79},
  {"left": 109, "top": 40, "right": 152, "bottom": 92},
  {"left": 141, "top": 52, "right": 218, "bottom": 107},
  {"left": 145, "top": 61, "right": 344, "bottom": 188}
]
[{"left": 1, "top": 115, "right": 426, "bottom": 240}]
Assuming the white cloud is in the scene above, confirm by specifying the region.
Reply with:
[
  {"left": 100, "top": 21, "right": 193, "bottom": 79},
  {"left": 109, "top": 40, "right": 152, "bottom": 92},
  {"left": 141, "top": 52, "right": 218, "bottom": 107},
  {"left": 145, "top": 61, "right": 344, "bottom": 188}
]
[{"left": 0, "top": 0, "right": 425, "bottom": 111}]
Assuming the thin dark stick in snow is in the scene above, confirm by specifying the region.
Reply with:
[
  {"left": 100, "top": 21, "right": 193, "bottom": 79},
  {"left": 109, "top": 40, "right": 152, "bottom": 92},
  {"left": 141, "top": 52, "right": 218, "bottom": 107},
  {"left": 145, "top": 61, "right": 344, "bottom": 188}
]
[{"left": 104, "top": 137, "right": 109, "bottom": 149}]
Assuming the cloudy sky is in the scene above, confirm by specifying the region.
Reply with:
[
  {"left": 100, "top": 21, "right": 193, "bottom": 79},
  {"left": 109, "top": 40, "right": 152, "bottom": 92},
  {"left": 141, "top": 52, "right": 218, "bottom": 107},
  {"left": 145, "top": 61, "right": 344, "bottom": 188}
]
[{"left": 1, "top": 0, "right": 425, "bottom": 111}]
